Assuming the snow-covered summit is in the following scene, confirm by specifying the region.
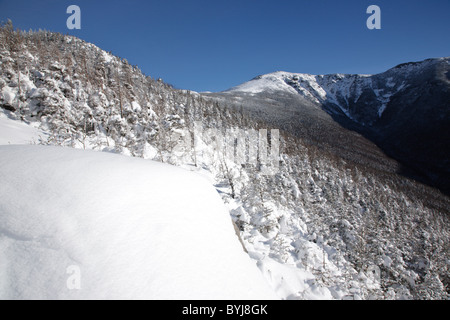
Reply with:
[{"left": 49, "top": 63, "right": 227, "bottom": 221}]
[
  {"left": 225, "top": 70, "right": 380, "bottom": 122},
  {"left": 225, "top": 72, "right": 307, "bottom": 94},
  {"left": 224, "top": 57, "right": 450, "bottom": 125}
]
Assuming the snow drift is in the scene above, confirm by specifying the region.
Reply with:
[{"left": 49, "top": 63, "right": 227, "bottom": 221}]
[
  {"left": 0, "top": 112, "right": 46, "bottom": 145},
  {"left": 0, "top": 145, "right": 277, "bottom": 300}
]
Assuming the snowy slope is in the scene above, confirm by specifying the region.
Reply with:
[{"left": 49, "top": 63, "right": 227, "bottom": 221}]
[
  {"left": 0, "top": 145, "right": 278, "bottom": 300},
  {"left": 0, "top": 111, "right": 48, "bottom": 145},
  {"left": 225, "top": 72, "right": 300, "bottom": 95},
  {"left": 225, "top": 71, "right": 370, "bottom": 119},
  {"left": 225, "top": 57, "right": 449, "bottom": 126}
]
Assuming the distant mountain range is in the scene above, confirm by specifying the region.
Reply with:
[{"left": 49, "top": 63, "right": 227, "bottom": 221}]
[{"left": 204, "top": 57, "right": 450, "bottom": 194}]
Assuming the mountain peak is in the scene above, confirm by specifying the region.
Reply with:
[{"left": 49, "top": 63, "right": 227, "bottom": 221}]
[{"left": 215, "top": 56, "right": 450, "bottom": 194}]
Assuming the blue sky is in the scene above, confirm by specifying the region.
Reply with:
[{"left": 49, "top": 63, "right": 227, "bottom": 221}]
[{"left": 1, "top": 0, "right": 449, "bottom": 92}]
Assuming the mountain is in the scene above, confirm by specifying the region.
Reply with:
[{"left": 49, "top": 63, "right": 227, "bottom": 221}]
[
  {"left": 204, "top": 57, "right": 450, "bottom": 194},
  {"left": 1, "top": 25, "right": 449, "bottom": 299}
]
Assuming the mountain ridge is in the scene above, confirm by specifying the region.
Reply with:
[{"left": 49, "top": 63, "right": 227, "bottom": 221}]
[{"left": 209, "top": 57, "right": 450, "bottom": 194}]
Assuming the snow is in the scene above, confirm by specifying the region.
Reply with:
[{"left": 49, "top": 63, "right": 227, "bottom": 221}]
[
  {"left": 131, "top": 101, "right": 142, "bottom": 112},
  {"left": 2, "top": 30, "right": 446, "bottom": 300},
  {"left": 225, "top": 72, "right": 299, "bottom": 94},
  {"left": 378, "top": 103, "right": 387, "bottom": 117},
  {"left": 256, "top": 258, "right": 333, "bottom": 300},
  {"left": 0, "top": 112, "right": 47, "bottom": 145},
  {"left": 226, "top": 198, "right": 350, "bottom": 300},
  {"left": 224, "top": 72, "right": 369, "bottom": 121},
  {"left": 0, "top": 145, "right": 278, "bottom": 300},
  {"left": 1, "top": 86, "right": 16, "bottom": 105},
  {"left": 102, "top": 51, "right": 114, "bottom": 63},
  {"left": 225, "top": 70, "right": 413, "bottom": 123},
  {"left": 386, "top": 77, "right": 396, "bottom": 88}
]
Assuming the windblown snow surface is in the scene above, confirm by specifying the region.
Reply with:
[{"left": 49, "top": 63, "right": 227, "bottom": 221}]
[{"left": 0, "top": 144, "right": 278, "bottom": 300}]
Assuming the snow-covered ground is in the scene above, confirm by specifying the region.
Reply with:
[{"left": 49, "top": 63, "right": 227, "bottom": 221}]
[
  {"left": 0, "top": 143, "right": 278, "bottom": 299},
  {"left": 0, "top": 112, "right": 47, "bottom": 145}
]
